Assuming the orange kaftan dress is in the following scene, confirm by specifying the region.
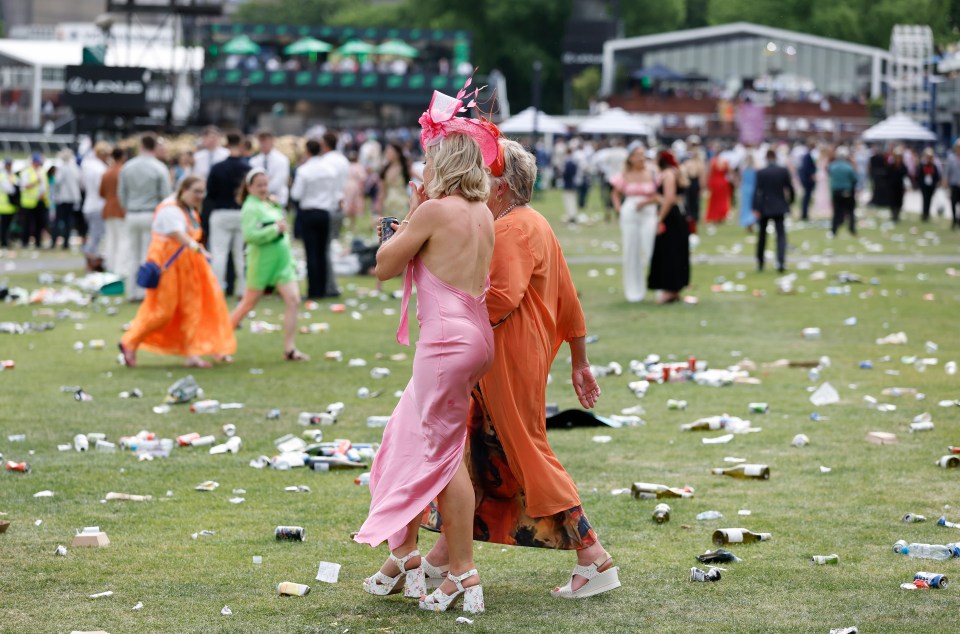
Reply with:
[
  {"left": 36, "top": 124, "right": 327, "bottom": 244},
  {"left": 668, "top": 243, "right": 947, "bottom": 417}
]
[
  {"left": 121, "top": 202, "right": 236, "bottom": 359},
  {"left": 474, "top": 204, "right": 587, "bottom": 510}
]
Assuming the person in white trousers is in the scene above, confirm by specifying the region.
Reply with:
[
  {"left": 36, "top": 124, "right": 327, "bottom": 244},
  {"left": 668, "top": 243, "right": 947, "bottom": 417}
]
[
  {"left": 117, "top": 134, "right": 172, "bottom": 301},
  {"left": 100, "top": 147, "right": 127, "bottom": 274},
  {"left": 610, "top": 145, "right": 659, "bottom": 303}
]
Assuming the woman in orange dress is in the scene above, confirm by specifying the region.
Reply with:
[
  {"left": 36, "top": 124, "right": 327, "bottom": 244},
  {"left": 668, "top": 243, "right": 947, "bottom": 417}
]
[
  {"left": 118, "top": 176, "right": 236, "bottom": 368},
  {"left": 421, "top": 138, "right": 620, "bottom": 601},
  {"left": 705, "top": 152, "right": 731, "bottom": 223}
]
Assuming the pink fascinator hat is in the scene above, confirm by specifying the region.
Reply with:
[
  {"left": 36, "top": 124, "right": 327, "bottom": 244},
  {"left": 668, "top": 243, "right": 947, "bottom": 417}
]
[{"left": 419, "top": 74, "right": 499, "bottom": 166}]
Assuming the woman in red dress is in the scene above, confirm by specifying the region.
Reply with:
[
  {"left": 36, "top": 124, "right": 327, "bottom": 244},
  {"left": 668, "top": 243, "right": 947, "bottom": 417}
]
[{"left": 705, "top": 154, "right": 731, "bottom": 223}]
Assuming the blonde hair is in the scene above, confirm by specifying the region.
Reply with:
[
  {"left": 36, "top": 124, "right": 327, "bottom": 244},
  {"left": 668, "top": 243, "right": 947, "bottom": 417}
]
[
  {"left": 493, "top": 139, "right": 537, "bottom": 205},
  {"left": 425, "top": 133, "right": 489, "bottom": 202}
]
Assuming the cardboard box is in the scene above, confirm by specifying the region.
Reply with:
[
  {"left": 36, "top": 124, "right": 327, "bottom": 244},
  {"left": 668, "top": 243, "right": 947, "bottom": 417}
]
[
  {"left": 71, "top": 531, "right": 110, "bottom": 547},
  {"left": 0, "top": 520, "right": 10, "bottom": 533},
  {"left": 866, "top": 431, "right": 898, "bottom": 445}
]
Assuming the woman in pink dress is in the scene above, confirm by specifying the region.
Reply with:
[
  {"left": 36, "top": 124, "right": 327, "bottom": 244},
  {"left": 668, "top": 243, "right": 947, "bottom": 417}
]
[{"left": 354, "top": 86, "right": 499, "bottom": 615}]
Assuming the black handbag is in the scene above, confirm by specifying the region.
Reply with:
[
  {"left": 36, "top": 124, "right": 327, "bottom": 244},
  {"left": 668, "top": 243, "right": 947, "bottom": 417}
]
[{"left": 136, "top": 245, "right": 186, "bottom": 289}]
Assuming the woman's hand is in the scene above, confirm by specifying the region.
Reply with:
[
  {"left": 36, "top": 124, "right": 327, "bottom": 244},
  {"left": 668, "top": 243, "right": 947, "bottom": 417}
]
[
  {"left": 657, "top": 221, "right": 667, "bottom": 235},
  {"left": 407, "top": 181, "right": 427, "bottom": 216},
  {"left": 276, "top": 218, "right": 288, "bottom": 234},
  {"left": 572, "top": 364, "right": 601, "bottom": 409}
]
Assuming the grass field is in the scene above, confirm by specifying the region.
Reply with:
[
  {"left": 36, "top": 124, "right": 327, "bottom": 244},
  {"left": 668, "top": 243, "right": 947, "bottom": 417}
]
[{"left": 1, "top": 191, "right": 958, "bottom": 633}]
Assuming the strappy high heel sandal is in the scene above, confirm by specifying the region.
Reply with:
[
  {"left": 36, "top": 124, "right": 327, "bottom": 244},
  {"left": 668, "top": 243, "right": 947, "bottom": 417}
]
[
  {"left": 422, "top": 557, "right": 449, "bottom": 591},
  {"left": 361, "top": 550, "right": 426, "bottom": 598},
  {"left": 418, "top": 569, "right": 484, "bottom": 613},
  {"left": 550, "top": 555, "right": 621, "bottom": 599}
]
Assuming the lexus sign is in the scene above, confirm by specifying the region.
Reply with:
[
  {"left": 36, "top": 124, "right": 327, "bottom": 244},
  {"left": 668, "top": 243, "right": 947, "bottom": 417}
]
[{"left": 63, "top": 66, "right": 150, "bottom": 115}]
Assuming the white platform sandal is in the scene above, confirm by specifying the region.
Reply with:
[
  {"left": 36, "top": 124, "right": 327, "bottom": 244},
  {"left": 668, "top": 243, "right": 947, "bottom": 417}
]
[
  {"left": 362, "top": 550, "right": 427, "bottom": 598},
  {"left": 550, "top": 556, "right": 621, "bottom": 599},
  {"left": 421, "top": 557, "right": 449, "bottom": 591},
  {"left": 418, "top": 569, "right": 484, "bottom": 613}
]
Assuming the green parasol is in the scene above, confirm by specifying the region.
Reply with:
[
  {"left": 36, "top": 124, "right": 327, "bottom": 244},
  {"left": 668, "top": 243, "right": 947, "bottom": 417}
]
[
  {"left": 374, "top": 39, "right": 419, "bottom": 58},
  {"left": 284, "top": 37, "right": 333, "bottom": 55},
  {"left": 335, "top": 39, "right": 375, "bottom": 56},
  {"left": 223, "top": 35, "right": 261, "bottom": 55}
]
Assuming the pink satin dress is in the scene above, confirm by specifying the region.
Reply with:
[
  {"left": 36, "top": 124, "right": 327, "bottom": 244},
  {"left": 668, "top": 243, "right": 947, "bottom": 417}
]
[{"left": 354, "top": 256, "right": 494, "bottom": 549}]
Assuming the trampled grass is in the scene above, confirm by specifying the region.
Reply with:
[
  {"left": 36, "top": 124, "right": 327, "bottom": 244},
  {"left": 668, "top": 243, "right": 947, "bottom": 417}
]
[{"left": 0, "top": 191, "right": 958, "bottom": 633}]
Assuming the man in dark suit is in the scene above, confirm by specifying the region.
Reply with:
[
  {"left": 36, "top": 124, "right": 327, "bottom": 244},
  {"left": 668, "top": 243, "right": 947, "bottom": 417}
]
[{"left": 753, "top": 149, "right": 795, "bottom": 273}]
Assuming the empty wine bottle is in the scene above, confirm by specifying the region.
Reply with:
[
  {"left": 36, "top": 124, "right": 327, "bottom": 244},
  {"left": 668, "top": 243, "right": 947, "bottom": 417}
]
[
  {"left": 711, "top": 464, "right": 770, "bottom": 480},
  {"left": 631, "top": 482, "right": 694, "bottom": 499},
  {"left": 681, "top": 416, "right": 728, "bottom": 431},
  {"left": 712, "top": 528, "right": 772, "bottom": 545},
  {"left": 652, "top": 503, "right": 671, "bottom": 524},
  {"left": 893, "top": 540, "right": 960, "bottom": 560}
]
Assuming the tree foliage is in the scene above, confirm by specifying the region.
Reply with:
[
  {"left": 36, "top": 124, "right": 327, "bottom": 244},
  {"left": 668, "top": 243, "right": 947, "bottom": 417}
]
[{"left": 233, "top": 0, "right": 956, "bottom": 114}]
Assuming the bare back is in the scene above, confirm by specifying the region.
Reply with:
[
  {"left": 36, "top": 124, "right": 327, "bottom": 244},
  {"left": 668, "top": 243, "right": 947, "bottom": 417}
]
[{"left": 418, "top": 195, "right": 494, "bottom": 297}]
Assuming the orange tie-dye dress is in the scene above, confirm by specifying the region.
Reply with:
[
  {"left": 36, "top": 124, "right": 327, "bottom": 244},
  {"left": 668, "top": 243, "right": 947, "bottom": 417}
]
[{"left": 121, "top": 200, "right": 236, "bottom": 359}]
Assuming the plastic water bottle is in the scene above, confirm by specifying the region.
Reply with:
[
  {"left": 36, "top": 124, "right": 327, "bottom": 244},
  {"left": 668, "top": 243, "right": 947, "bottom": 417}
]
[{"left": 894, "top": 540, "right": 959, "bottom": 560}]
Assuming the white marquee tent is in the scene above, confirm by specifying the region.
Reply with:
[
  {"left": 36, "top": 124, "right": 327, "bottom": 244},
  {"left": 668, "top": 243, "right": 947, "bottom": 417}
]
[
  {"left": 861, "top": 113, "right": 936, "bottom": 142},
  {"left": 577, "top": 107, "right": 652, "bottom": 136},
  {"left": 498, "top": 107, "right": 568, "bottom": 135}
]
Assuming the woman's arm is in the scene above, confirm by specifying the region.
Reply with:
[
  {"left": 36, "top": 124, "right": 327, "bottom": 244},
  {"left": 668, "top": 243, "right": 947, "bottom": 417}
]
[
  {"left": 657, "top": 169, "right": 677, "bottom": 230},
  {"left": 374, "top": 189, "right": 434, "bottom": 281},
  {"left": 241, "top": 199, "right": 282, "bottom": 245}
]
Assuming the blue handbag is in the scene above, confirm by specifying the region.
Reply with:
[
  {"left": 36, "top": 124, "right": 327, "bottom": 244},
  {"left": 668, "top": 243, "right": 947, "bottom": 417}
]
[{"left": 136, "top": 245, "right": 186, "bottom": 289}]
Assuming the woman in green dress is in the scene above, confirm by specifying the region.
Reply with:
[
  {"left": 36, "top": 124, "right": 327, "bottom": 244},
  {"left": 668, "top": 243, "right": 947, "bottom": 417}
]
[{"left": 229, "top": 168, "right": 309, "bottom": 361}]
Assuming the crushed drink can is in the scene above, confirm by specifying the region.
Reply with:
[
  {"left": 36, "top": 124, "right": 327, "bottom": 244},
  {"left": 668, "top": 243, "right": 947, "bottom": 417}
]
[
  {"left": 811, "top": 554, "right": 840, "bottom": 565},
  {"left": 801, "top": 327, "right": 821, "bottom": 339},
  {"left": 914, "top": 572, "right": 948, "bottom": 589},
  {"left": 748, "top": 402, "right": 769, "bottom": 414},
  {"left": 380, "top": 216, "right": 400, "bottom": 243},
  {"left": 666, "top": 399, "right": 687, "bottom": 411},
  {"left": 266, "top": 408, "right": 281, "bottom": 420},
  {"left": 689, "top": 566, "right": 722, "bottom": 582},
  {"left": 55, "top": 545, "right": 67, "bottom": 556},
  {"left": 74, "top": 388, "right": 93, "bottom": 402},
  {"left": 903, "top": 513, "right": 927, "bottom": 523},
  {"left": 176, "top": 432, "right": 200, "bottom": 447},
  {"left": 5, "top": 460, "right": 30, "bottom": 473},
  {"left": 222, "top": 424, "right": 236, "bottom": 438},
  {"left": 1, "top": 360, "right": 14, "bottom": 369},
  {"left": 275, "top": 526, "right": 306, "bottom": 541},
  {"left": 277, "top": 581, "right": 311, "bottom": 596}
]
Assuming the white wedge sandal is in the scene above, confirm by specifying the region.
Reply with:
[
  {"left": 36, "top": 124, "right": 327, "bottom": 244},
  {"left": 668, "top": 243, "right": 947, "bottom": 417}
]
[
  {"left": 421, "top": 557, "right": 449, "bottom": 591},
  {"left": 418, "top": 569, "right": 484, "bottom": 613},
  {"left": 362, "top": 550, "right": 427, "bottom": 598},
  {"left": 550, "top": 556, "right": 621, "bottom": 599}
]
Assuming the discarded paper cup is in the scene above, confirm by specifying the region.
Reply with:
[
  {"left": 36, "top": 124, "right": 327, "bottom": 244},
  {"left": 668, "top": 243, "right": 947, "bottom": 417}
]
[
  {"left": 277, "top": 581, "right": 311, "bottom": 596},
  {"left": 223, "top": 424, "right": 236, "bottom": 438}
]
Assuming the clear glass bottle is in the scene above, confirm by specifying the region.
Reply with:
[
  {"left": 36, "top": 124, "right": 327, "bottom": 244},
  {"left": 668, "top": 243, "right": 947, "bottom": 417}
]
[{"left": 711, "top": 464, "right": 770, "bottom": 480}]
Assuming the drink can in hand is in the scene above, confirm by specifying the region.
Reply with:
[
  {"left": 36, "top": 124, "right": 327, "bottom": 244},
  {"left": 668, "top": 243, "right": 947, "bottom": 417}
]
[{"left": 380, "top": 217, "right": 400, "bottom": 244}]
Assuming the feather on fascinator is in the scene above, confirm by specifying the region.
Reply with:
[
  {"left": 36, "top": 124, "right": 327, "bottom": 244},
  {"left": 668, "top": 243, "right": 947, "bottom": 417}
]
[{"left": 419, "top": 74, "right": 499, "bottom": 167}]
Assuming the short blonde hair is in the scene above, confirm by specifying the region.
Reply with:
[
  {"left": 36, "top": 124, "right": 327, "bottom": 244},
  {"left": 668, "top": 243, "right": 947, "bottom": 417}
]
[
  {"left": 493, "top": 139, "right": 536, "bottom": 205},
  {"left": 425, "top": 133, "right": 489, "bottom": 202}
]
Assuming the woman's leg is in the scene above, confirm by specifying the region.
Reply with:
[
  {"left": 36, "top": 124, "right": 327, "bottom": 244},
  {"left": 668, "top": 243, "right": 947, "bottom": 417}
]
[
  {"left": 275, "top": 281, "right": 301, "bottom": 354},
  {"left": 435, "top": 460, "right": 480, "bottom": 593},
  {"left": 229, "top": 288, "right": 264, "bottom": 329}
]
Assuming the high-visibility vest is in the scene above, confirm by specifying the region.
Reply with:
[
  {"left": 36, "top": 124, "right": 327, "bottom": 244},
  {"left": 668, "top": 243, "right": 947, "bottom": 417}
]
[
  {"left": 19, "top": 166, "right": 41, "bottom": 210},
  {"left": 0, "top": 172, "right": 15, "bottom": 214}
]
